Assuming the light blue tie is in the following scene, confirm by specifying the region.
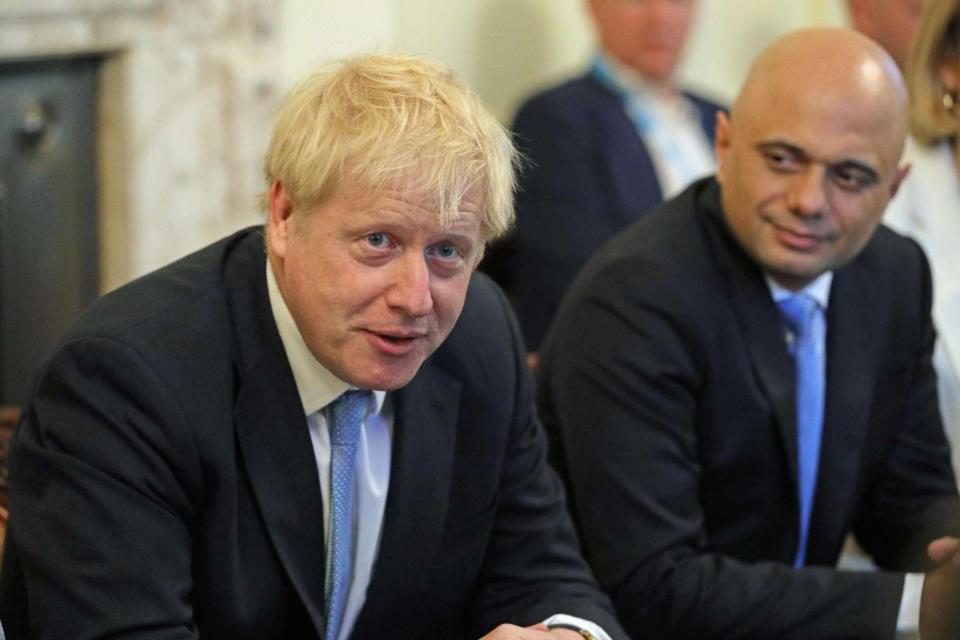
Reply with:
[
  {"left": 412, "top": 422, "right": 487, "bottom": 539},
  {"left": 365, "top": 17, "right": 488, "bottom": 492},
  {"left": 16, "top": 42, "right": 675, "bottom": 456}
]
[
  {"left": 325, "top": 390, "right": 370, "bottom": 640},
  {"left": 778, "top": 294, "right": 825, "bottom": 568}
]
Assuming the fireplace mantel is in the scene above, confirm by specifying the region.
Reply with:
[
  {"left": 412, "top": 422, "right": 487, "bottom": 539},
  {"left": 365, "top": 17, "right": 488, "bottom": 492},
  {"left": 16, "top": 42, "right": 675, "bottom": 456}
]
[{"left": 0, "top": 0, "right": 280, "bottom": 291}]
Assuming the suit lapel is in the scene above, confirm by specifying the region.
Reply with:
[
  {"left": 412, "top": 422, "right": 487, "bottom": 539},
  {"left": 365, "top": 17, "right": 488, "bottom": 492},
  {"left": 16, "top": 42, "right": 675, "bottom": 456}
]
[
  {"left": 234, "top": 356, "right": 328, "bottom": 636},
  {"left": 700, "top": 190, "right": 799, "bottom": 488},
  {"left": 350, "top": 360, "right": 461, "bottom": 634},
  {"left": 699, "top": 184, "right": 882, "bottom": 562},
  {"left": 732, "top": 274, "right": 800, "bottom": 487},
  {"left": 586, "top": 74, "right": 663, "bottom": 220},
  {"left": 226, "top": 232, "right": 327, "bottom": 637},
  {"left": 807, "top": 263, "right": 879, "bottom": 560}
]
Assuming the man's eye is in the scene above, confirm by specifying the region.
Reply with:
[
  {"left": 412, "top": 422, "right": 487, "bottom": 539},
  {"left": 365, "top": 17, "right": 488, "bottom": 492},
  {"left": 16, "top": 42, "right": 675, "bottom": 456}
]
[
  {"left": 365, "top": 232, "right": 390, "bottom": 248},
  {"left": 832, "top": 167, "right": 873, "bottom": 192},
  {"left": 430, "top": 242, "right": 463, "bottom": 261},
  {"left": 764, "top": 150, "right": 797, "bottom": 169}
]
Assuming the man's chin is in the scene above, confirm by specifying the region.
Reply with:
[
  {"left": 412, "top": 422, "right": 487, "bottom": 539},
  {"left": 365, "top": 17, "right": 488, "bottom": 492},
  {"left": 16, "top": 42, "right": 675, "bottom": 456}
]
[
  {"left": 345, "top": 357, "right": 426, "bottom": 392},
  {"left": 764, "top": 260, "right": 826, "bottom": 291}
]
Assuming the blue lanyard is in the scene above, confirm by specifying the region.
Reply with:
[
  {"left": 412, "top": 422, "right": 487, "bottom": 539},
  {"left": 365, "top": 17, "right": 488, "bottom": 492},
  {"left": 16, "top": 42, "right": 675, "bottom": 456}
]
[{"left": 589, "top": 55, "right": 655, "bottom": 134}]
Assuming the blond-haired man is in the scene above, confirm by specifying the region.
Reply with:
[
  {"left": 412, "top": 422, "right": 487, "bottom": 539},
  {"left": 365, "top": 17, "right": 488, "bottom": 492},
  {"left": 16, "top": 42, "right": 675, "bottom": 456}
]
[{"left": 0, "top": 54, "right": 625, "bottom": 640}]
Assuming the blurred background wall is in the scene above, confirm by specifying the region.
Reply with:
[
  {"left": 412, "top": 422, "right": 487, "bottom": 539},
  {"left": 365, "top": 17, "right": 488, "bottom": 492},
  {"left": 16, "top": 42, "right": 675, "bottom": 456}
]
[
  {"left": 0, "top": 0, "right": 852, "bottom": 406},
  {"left": 281, "top": 0, "right": 849, "bottom": 122}
]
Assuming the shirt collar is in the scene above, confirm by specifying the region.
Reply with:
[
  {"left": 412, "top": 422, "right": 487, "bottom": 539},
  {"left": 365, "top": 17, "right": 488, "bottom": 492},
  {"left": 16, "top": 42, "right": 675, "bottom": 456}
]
[
  {"left": 266, "top": 260, "right": 387, "bottom": 417},
  {"left": 766, "top": 270, "right": 833, "bottom": 309}
]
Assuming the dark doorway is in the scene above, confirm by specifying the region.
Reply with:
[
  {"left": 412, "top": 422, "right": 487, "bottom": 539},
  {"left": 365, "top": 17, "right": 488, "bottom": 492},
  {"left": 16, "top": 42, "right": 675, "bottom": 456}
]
[{"left": 0, "top": 56, "right": 101, "bottom": 407}]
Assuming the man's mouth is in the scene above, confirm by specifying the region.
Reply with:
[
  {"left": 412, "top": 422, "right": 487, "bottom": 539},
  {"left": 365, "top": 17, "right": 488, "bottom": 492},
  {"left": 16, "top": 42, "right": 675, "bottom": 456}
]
[
  {"left": 363, "top": 329, "right": 429, "bottom": 356},
  {"left": 771, "top": 223, "right": 828, "bottom": 251}
]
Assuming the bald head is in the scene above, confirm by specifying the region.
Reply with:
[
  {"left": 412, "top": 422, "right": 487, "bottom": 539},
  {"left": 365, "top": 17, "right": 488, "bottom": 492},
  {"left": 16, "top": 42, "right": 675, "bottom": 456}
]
[
  {"left": 739, "top": 29, "right": 904, "bottom": 128},
  {"left": 732, "top": 28, "right": 908, "bottom": 158},
  {"left": 715, "top": 28, "right": 912, "bottom": 290}
]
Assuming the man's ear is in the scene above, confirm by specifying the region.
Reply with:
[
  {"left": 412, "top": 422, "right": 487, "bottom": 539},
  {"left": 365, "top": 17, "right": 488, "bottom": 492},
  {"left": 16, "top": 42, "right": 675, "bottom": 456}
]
[
  {"left": 585, "top": 0, "right": 602, "bottom": 23},
  {"left": 715, "top": 111, "right": 732, "bottom": 160},
  {"left": 267, "top": 180, "right": 294, "bottom": 259},
  {"left": 471, "top": 243, "right": 487, "bottom": 272},
  {"left": 714, "top": 111, "right": 733, "bottom": 185},
  {"left": 889, "top": 163, "right": 912, "bottom": 200}
]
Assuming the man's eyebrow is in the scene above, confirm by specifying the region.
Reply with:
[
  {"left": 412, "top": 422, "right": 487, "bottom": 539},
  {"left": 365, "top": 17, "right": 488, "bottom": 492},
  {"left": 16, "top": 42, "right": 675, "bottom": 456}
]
[
  {"left": 755, "top": 140, "right": 808, "bottom": 158},
  {"left": 440, "top": 219, "right": 480, "bottom": 235}
]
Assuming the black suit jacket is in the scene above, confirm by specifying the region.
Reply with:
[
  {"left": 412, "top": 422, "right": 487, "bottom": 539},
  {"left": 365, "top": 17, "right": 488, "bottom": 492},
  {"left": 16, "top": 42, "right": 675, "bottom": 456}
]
[
  {"left": 482, "top": 72, "right": 722, "bottom": 350},
  {"left": 538, "top": 178, "right": 960, "bottom": 639},
  {"left": 0, "top": 227, "right": 625, "bottom": 640}
]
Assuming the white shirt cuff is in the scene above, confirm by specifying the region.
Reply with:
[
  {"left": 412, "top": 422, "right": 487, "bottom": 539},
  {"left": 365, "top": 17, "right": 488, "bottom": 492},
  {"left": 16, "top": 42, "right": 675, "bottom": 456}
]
[
  {"left": 542, "top": 613, "right": 612, "bottom": 640},
  {"left": 896, "top": 572, "right": 924, "bottom": 632}
]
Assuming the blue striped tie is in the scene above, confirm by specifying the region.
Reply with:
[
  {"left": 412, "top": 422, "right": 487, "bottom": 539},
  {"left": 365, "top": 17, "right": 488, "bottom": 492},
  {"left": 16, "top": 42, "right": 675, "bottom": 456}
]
[
  {"left": 325, "top": 390, "right": 370, "bottom": 640},
  {"left": 778, "top": 294, "right": 825, "bottom": 567}
]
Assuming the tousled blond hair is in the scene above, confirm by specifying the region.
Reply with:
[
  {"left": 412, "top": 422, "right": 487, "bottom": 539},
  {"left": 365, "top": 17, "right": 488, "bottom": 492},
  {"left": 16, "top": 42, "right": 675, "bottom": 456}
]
[
  {"left": 906, "top": 0, "right": 960, "bottom": 145},
  {"left": 259, "top": 53, "right": 517, "bottom": 241}
]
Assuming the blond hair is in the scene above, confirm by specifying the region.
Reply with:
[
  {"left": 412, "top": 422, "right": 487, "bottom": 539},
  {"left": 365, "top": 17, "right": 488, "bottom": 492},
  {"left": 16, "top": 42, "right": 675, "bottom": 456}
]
[
  {"left": 259, "top": 53, "right": 517, "bottom": 241},
  {"left": 906, "top": 0, "right": 960, "bottom": 145}
]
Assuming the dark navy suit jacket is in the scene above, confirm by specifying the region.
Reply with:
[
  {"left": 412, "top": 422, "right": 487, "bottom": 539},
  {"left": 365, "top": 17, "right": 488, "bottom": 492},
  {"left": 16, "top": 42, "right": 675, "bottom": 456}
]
[
  {"left": 0, "top": 227, "right": 626, "bottom": 640},
  {"left": 539, "top": 178, "right": 960, "bottom": 639},
  {"left": 483, "top": 72, "right": 723, "bottom": 350}
]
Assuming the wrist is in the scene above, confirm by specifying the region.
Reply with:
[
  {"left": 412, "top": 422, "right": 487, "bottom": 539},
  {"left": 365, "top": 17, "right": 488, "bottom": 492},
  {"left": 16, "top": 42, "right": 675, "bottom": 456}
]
[{"left": 546, "top": 623, "right": 596, "bottom": 639}]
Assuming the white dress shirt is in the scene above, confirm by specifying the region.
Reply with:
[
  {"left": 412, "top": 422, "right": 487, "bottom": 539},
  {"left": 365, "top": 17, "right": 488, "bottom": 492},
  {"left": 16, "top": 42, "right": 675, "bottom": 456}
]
[
  {"left": 266, "top": 262, "right": 610, "bottom": 640},
  {"left": 885, "top": 137, "right": 960, "bottom": 482},
  {"left": 767, "top": 272, "right": 923, "bottom": 635},
  {"left": 267, "top": 263, "right": 390, "bottom": 640}
]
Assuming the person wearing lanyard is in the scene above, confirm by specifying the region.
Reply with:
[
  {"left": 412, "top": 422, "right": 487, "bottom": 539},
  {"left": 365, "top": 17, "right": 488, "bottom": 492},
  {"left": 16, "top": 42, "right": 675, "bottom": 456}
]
[{"left": 483, "top": 0, "right": 722, "bottom": 358}]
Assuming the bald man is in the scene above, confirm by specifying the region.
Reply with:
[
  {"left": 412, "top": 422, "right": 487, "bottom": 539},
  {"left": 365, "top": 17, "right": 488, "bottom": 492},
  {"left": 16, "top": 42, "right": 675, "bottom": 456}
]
[
  {"left": 847, "top": 0, "right": 924, "bottom": 70},
  {"left": 539, "top": 28, "right": 960, "bottom": 639}
]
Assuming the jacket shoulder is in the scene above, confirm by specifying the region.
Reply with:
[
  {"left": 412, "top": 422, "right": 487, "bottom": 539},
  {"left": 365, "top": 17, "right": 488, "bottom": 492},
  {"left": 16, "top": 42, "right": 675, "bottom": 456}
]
[
  {"left": 513, "top": 74, "right": 618, "bottom": 124},
  {"left": 69, "top": 227, "right": 262, "bottom": 342}
]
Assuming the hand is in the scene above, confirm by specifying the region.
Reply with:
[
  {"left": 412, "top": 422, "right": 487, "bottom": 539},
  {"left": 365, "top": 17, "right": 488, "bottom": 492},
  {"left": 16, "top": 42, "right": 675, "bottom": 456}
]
[
  {"left": 919, "top": 536, "right": 960, "bottom": 640},
  {"left": 0, "top": 504, "right": 7, "bottom": 560},
  {"left": 479, "top": 622, "right": 582, "bottom": 639},
  {"left": 526, "top": 352, "right": 539, "bottom": 372}
]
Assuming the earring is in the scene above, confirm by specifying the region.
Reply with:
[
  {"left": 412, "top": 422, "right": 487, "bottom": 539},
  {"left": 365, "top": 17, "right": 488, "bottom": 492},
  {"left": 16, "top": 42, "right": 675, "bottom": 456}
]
[{"left": 944, "top": 88, "right": 958, "bottom": 114}]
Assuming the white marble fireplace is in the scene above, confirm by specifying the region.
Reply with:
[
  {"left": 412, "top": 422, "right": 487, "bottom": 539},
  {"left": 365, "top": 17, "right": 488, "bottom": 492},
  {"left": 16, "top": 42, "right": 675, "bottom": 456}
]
[{"left": 0, "top": 0, "right": 281, "bottom": 291}]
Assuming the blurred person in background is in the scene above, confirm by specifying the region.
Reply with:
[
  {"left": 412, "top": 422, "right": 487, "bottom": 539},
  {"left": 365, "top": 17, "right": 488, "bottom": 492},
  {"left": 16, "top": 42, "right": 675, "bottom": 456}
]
[
  {"left": 884, "top": 0, "right": 960, "bottom": 482},
  {"left": 847, "top": 0, "right": 925, "bottom": 71},
  {"left": 483, "top": 0, "right": 722, "bottom": 360}
]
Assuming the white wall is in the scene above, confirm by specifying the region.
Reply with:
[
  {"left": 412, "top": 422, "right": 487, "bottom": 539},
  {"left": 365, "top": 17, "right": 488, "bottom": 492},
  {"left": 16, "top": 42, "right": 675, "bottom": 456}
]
[
  {"left": 278, "top": 0, "right": 853, "bottom": 121},
  {"left": 277, "top": 0, "right": 398, "bottom": 90},
  {"left": 680, "top": 0, "right": 849, "bottom": 102}
]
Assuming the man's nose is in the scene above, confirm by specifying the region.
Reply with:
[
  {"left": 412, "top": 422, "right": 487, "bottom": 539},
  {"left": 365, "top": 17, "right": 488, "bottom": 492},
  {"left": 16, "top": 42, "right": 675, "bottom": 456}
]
[
  {"left": 386, "top": 252, "right": 433, "bottom": 317},
  {"left": 785, "top": 166, "right": 827, "bottom": 218}
]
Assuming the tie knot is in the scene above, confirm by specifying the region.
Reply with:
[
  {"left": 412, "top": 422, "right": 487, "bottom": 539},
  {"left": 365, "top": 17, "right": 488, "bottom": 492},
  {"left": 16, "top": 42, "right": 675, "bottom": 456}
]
[
  {"left": 328, "top": 390, "right": 370, "bottom": 446},
  {"left": 777, "top": 294, "right": 819, "bottom": 339}
]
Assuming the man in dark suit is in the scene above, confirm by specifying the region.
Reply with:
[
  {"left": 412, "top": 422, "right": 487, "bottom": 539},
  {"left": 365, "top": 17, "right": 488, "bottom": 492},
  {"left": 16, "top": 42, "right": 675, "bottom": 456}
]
[
  {"left": 484, "top": 0, "right": 722, "bottom": 354},
  {"left": 0, "top": 54, "right": 626, "bottom": 640},
  {"left": 539, "top": 28, "right": 960, "bottom": 639}
]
